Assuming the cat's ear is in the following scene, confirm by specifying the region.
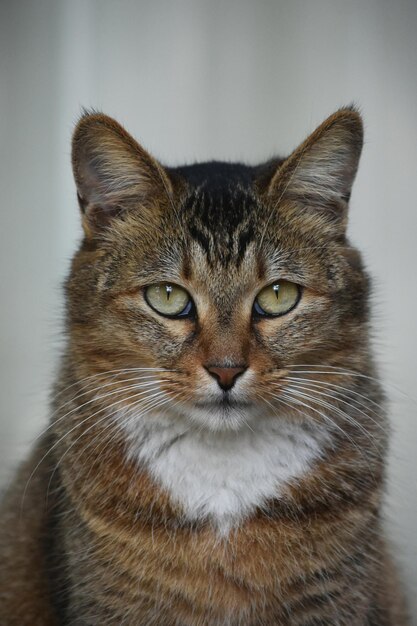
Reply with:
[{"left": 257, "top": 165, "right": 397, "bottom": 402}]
[
  {"left": 72, "top": 111, "right": 173, "bottom": 238},
  {"left": 262, "top": 107, "right": 363, "bottom": 234}
]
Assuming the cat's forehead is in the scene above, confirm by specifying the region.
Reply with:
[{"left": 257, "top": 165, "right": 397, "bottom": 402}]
[
  {"left": 115, "top": 164, "right": 339, "bottom": 293},
  {"left": 180, "top": 184, "right": 261, "bottom": 269},
  {"left": 175, "top": 177, "right": 306, "bottom": 283},
  {"left": 151, "top": 180, "right": 310, "bottom": 294}
]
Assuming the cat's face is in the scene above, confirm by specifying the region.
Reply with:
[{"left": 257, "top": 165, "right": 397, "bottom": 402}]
[{"left": 68, "top": 109, "right": 367, "bottom": 431}]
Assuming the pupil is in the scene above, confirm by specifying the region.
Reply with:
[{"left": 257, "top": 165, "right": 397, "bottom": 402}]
[
  {"left": 166, "top": 285, "right": 173, "bottom": 301},
  {"left": 273, "top": 284, "right": 280, "bottom": 299}
]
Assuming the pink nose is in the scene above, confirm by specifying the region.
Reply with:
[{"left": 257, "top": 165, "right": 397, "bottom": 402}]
[{"left": 205, "top": 365, "right": 247, "bottom": 391}]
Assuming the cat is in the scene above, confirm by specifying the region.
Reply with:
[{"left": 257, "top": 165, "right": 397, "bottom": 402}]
[{"left": 0, "top": 107, "right": 409, "bottom": 625}]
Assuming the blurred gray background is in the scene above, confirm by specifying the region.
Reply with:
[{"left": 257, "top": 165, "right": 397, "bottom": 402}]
[{"left": 1, "top": 0, "right": 416, "bottom": 618}]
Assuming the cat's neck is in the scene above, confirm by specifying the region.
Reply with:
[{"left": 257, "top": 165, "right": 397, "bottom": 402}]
[{"left": 121, "top": 411, "right": 330, "bottom": 534}]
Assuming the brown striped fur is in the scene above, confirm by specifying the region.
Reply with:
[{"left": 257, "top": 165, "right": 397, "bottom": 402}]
[{"left": 0, "top": 109, "right": 409, "bottom": 624}]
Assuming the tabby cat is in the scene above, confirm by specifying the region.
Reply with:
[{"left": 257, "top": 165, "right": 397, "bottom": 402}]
[{"left": 0, "top": 108, "right": 408, "bottom": 625}]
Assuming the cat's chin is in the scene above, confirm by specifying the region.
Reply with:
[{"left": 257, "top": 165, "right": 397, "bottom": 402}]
[{"left": 176, "top": 399, "right": 265, "bottom": 432}]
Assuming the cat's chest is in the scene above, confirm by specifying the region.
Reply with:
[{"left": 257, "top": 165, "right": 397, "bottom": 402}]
[{"left": 124, "top": 416, "right": 329, "bottom": 533}]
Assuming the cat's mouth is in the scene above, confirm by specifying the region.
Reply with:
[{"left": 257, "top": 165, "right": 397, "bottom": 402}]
[
  {"left": 171, "top": 391, "right": 266, "bottom": 432},
  {"left": 194, "top": 397, "right": 252, "bottom": 410}
]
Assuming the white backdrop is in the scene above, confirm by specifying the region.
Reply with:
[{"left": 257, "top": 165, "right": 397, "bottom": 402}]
[{"left": 1, "top": 0, "right": 416, "bottom": 618}]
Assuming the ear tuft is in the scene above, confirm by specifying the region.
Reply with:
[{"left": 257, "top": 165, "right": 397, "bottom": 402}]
[{"left": 71, "top": 112, "right": 172, "bottom": 237}]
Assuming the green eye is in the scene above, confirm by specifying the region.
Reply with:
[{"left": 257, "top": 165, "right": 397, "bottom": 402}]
[
  {"left": 145, "top": 283, "right": 193, "bottom": 318},
  {"left": 254, "top": 281, "right": 300, "bottom": 317}
]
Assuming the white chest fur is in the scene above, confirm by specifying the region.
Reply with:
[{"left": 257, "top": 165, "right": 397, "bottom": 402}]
[{"left": 123, "top": 413, "right": 329, "bottom": 533}]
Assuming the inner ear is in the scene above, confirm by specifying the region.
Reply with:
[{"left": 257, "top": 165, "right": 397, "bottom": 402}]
[
  {"left": 260, "top": 107, "right": 364, "bottom": 231},
  {"left": 72, "top": 112, "right": 173, "bottom": 236}
]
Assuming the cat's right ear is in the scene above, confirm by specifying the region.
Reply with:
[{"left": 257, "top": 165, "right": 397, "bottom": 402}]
[{"left": 72, "top": 112, "right": 173, "bottom": 238}]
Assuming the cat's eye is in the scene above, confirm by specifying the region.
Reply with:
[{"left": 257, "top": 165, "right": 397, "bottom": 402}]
[
  {"left": 145, "top": 283, "right": 194, "bottom": 318},
  {"left": 254, "top": 280, "right": 301, "bottom": 317}
]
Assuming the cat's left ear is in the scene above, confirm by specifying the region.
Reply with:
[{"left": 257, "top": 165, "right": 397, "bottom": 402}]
[{"left": 261, "top": 107, "right": 363, "bottom": 234}]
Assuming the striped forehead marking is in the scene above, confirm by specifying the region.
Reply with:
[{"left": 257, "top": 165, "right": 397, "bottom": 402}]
[{"left": 182, "top": 186, "right": 258, "bottom": 266}]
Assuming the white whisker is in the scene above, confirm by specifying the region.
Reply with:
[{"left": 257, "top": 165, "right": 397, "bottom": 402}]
[
  {"left": 287, "top": 365, "right": 417, "bottom": 405},
  {"left": 269, "top": 389, "right": 361, "bottom": 454},
  {"left": 46, "top": 390, "right": 175, "bottom": 500},
  {"left": 281, "top": 382, "right": 381, "bottom": 449},
  {"left": 51, "top": 367, "right": 178, "bottom": 401},
  {"left": 285, "top": 375, "right": 385, "bottom": 414},
  {"left": 33, "top": 378, "right": 168, "bottom": 445},
  {"left": 21, "top": 385, "right": 176, "bottom": 512}
]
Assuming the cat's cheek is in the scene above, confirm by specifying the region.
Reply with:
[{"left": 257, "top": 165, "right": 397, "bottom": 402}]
[{"left": 253, "top": 295, "right": 338, "bottom": 362}]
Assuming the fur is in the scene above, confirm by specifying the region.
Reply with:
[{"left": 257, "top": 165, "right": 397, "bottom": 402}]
[
  {"left": 0, "top": 108, "right": 409, "bottom": 625},
  {"left": 123, "top": 409, "right": 330, "bottom": 534}
]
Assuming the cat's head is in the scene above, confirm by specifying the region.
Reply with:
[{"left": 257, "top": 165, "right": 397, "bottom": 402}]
[{"left": 67, "top": 108, "right": 368, "bottom": 431}]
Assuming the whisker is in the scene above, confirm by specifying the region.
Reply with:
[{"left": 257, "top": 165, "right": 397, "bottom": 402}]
[
  {"left": 51, "top": 374, "right": 167, "bottom": 416},
  {"left": 33, "top": 379, "right": 167, "bottom": 446},
  {"left": 254, "top": 389, "right": 303, "bottom": 420},
  {"left": 69, "top": 390, "right": 182, "bottom": 488},
  {"left": 287, "top": 365, "right": 417, "bottom": 405},
  {"left": 281, "top": 382, "right": 382, "bottom": 448},
  {"left": 279, "top": 387, "right": 379, "bottom": 464},
  {"left": 51, "top": 367, "right": 178, "bottom": 401},
  {"left": 285, "top": 375, "right": 385, "bottom": 415},
  {"left": 284, "top": 378, "right": 390, "bottom": 440},
  {"left": 269, "top": 389, "right": 362, "bottom": 454},
  {"left": 46, "top": 390, "right": 175, "bottom": 502},
  {"left": 21, "top": 385, "right": 175, "bottom": 513}
]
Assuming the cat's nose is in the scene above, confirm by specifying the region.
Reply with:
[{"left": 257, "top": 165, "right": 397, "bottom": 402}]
[{"left": 204, "top": 365, "right": 247, "bottom": 391}]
